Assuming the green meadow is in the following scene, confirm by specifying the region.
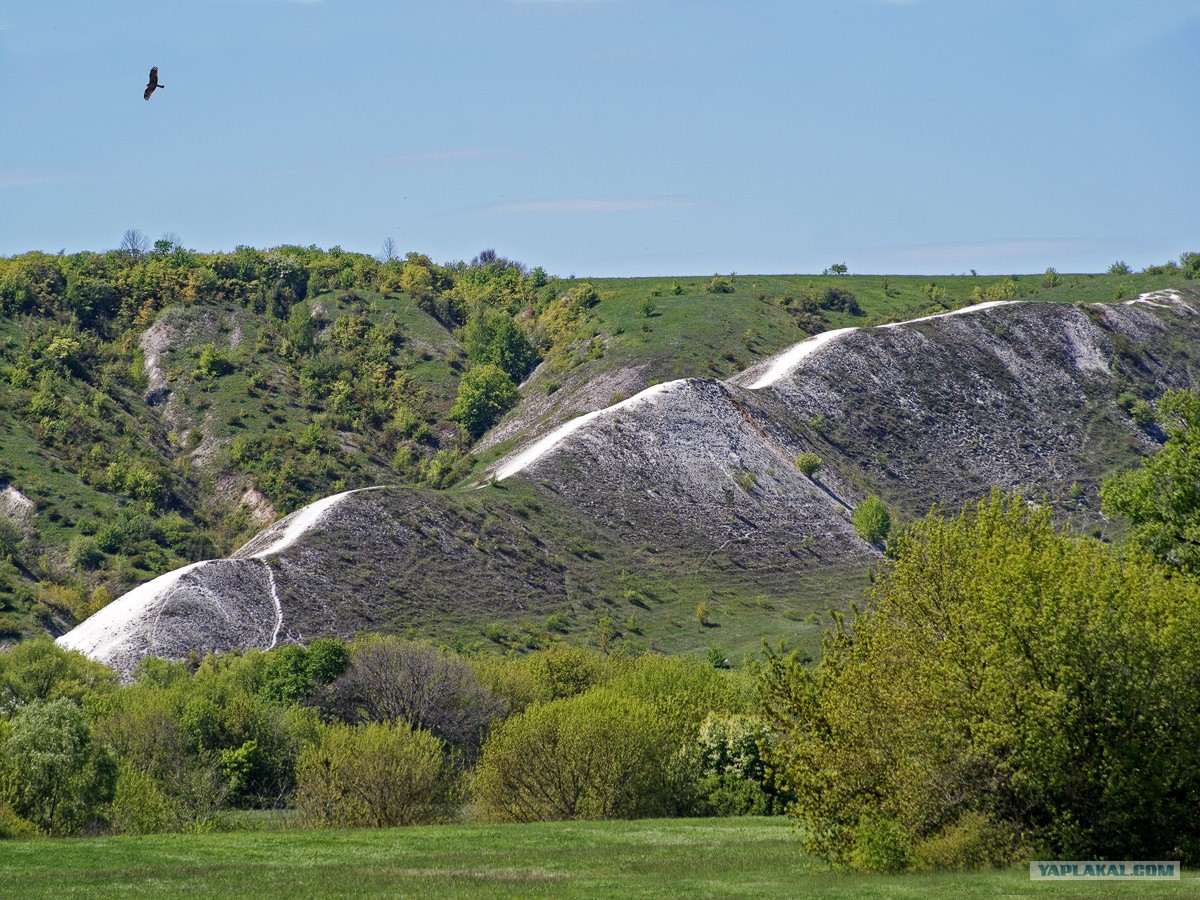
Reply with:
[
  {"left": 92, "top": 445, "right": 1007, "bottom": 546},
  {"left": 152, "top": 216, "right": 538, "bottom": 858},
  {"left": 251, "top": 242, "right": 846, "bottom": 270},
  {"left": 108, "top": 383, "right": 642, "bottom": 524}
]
[{"left": 1, "top": 817, "right": 1195, "bottom": 899}]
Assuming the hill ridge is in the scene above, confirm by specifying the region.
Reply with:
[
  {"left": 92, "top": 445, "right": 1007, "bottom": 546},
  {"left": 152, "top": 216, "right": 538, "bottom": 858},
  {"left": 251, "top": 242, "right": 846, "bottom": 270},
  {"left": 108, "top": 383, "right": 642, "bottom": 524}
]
[{"left": 57, "top": 291, "right": 1200, "bottom": 674}]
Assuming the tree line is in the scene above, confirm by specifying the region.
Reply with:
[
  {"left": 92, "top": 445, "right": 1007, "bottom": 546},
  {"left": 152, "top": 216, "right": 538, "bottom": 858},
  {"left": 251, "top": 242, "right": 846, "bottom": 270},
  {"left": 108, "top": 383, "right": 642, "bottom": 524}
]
[{"left": 0, "top": 636, "right": 786, "bottom": 838}]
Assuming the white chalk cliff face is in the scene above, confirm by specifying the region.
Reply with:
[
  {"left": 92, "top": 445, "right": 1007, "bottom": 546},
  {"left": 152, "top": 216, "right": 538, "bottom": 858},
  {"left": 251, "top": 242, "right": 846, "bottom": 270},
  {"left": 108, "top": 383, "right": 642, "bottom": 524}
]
[
  {"left": 57, "top": 292, "right": 1200, "bottom": 674},
  {"left": 57, "top": 490, "right": 366, "bottom": 674}
]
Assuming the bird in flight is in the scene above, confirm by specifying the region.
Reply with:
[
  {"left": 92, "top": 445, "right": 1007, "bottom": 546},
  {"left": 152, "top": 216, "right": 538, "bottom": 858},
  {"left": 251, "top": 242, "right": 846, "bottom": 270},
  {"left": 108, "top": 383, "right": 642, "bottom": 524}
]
[{"left": 144, "top": 66, "right": 164, "bottom": 101}]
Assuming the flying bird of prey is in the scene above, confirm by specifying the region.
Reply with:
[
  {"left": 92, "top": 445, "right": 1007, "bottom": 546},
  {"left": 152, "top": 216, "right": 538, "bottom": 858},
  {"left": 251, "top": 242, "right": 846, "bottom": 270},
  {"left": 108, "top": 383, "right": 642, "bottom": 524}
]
[{"left": 143, "top": 66, "right": 164, "bottom": 101}]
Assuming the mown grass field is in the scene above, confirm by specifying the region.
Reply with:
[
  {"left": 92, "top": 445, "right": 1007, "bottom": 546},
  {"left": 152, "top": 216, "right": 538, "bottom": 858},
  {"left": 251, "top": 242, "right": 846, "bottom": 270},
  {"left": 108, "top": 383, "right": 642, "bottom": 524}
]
[{"left": 1, "top": 817, "right": 1196, "bottom": 899}]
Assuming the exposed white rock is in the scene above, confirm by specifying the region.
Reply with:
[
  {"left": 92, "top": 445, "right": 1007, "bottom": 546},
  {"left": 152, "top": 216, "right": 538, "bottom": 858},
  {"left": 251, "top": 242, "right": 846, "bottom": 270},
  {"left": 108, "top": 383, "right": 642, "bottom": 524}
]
[
  {"left": 1127, "top": 289, "right": 1186, "bottom": 309},
  {"left": 491, "top": 379, "right": 685, "bottom": 481},
  {"left": 732, "top": 300, "right": 1020, "bottom": 391},
  {"left": 0, "top": 485, "right": 34, "bottom": 522},
  {"left": 57, "top": 561, "right": 211, "bottom": 663},
  {"left": 235, "top": 488, "right": 361, "bottom": 559},
  {"left": 58, "top": 487, "right": 371, "bottom": 674},
  {"left": 734, "top": 327, "right": 858, "bottom": 390}
]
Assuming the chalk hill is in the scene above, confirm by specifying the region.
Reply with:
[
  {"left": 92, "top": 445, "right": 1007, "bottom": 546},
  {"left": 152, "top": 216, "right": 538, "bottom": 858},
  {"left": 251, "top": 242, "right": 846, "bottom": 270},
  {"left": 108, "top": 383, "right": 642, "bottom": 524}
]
[{"left": 59, "top": 291, "right": 1200, "bottom": 674}]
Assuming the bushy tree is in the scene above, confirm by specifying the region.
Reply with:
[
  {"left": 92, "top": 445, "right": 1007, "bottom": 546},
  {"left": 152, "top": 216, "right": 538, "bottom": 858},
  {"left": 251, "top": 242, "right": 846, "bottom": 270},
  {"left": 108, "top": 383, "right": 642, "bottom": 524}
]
[
  {"left": 261, "top": 638, "right": 349, "bottom": 705},
  {"left": 323, "top": 636, "right": 505, "bottom": 754},
  {"left": 1101, "top": 389, "right": 1200, "bottom": 573},
  {"left": 0, "top": 698, "right": 116, "bottom": 835},
  {"left": 795, "top": 452, "right": 822, "bottom": 477},
  {"left": 296, "top": 720, "right": 454, "bottom": 828},
  {"left": 472, "top": 687, "right": 675, "bottom": 822},
  {"left": 693, "top": 712, "right": 786, "bottom": 816},
  {"left": 449, "top": 363, "right": 520, "bottom": 438},
  {"left": 851, "top": 495, "right": 891, "bottom": 545},
  {"left": 761, "top": 492, "right": 1200, "bottom": 869},
  {"left": 460, "top": 306, "right": 539, "bottom": 383},
  {"left": 0, "top": 638, "right": 116, "bottom": 714}
]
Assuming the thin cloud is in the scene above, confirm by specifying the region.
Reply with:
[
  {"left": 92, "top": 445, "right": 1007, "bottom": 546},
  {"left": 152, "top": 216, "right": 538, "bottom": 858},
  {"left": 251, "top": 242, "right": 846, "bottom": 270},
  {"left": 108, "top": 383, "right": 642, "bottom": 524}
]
[
  {"left": 473, "top": 197, "right": 697, "bottom": 216},
  {"left": 0, "top": 170, "right": 70, "bottom": 189}
]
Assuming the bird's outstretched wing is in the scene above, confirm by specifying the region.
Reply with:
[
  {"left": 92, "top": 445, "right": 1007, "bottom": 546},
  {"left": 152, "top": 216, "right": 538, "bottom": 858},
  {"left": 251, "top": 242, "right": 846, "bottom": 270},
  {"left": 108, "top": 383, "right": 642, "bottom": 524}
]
[{"left": 144, "top": 66, "right": 159, "bottom": 101}]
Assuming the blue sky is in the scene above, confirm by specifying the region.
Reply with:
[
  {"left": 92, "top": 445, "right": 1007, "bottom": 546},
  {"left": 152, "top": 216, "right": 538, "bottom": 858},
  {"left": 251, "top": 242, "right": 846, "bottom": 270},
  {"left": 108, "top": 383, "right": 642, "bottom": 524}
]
[{"left": 2, "top": 0, "right": 1197, "bottom": 276}]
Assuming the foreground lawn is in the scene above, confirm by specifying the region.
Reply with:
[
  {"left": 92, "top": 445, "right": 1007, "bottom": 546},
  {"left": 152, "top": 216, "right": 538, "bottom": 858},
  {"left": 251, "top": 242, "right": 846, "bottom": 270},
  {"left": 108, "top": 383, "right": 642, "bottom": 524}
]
[{"left": 0, "top": 817, "right": 1197, "bottom": 898}]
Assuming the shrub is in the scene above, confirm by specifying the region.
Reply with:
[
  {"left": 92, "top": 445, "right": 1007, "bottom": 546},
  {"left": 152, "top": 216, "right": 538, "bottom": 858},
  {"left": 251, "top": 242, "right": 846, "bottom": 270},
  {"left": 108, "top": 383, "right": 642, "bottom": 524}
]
[
  {"left": 852, "top": 495, "right": 891, "bottom": 545},
  {"left": 296, "top": 720, "right": 455, "bottom": 828},
  {"left": 0, "top": 801, "right": 38, "bottom": 839},
  {"left": 193, "top": 344, "right": 234, "bottom": 379},
  {"left": 706, "top": 276, "right": 734, "bottom": 294},
  {"left": 449, "top": 364, "right": 520, "bottom": 439},
  {"left": 570, "top": 282, "right": 600, "bottom": 307},
  {"left": 67, "top": 535, "right": 104, "bottom": 571},
  {"left": 795, "top": 452, "right": 822, "bottom": 477},
  {"left": 910, "top": 811, "right": 1020, "bottom": 872},
  {"left": 1107, "top": 260, "right": 1132, "bottom": 275},
  {"left": 805, "top": 285, "right": 861, "bottom": 315},
  {"left": 472, "top": 687, "right": 674, "bottom": 822},
  {"left": 0, "top": 698, "right": 117, "bottom": 835},
  {"left": 850, "top": 815, "right": 911, "bottom": 873},
  {"left": 323, "top": 636, "right": 505, "bottom": 753},
  {"left": 1101, "top": 389, "right": 1200, "bottom": 572},
  {"left": 692, "top": 711, "right": 785, "bottom": 816}
]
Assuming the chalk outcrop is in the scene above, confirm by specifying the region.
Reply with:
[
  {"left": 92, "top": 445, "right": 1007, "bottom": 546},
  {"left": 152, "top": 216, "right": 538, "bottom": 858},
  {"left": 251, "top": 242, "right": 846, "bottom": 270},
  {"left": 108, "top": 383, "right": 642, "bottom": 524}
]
[{"left": 59, "top": 292, "right": 1200, "bottom": 674}]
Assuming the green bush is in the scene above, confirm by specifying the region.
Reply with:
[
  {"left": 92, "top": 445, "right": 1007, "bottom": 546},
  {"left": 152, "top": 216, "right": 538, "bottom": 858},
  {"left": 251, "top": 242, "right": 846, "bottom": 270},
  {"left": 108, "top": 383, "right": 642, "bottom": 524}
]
[
  {"left": 193, "top": 344, "right": 234, "bottom": 379},
  {"left": 795, "top": 452, "right": 822, "bottom": 477},
  {"left": 67, "top": 535, "right": 104, "bottom": 571},
  {"left": 0, "top": 800, "right": 39, "bottom": 839},
  {"left": 761, "top": 492, "right": 1200, "bottom": 868},
  {"left": 0, "top": 698, "right": 117, "bottom": 835},
  {"left": 852, "top": 495, "right": 891, "bottom": 544},
  {"left": 850, "top": 815, "right": 911, "bottom": 873},
  {"left": 296, "top": 720, "right": 454, "bottom": 828},
  {"left": 1102, "top": 389, "right": 1200, "bottom": 572},
  {"left": 110, "top": 763, "right": 179, "bottom": 835},
  {"left": 472, "top": 687, "right": 675, "bottom": 822},
  {"left": 706, "top": 276, "right": 734, "bottom": 294},
  {"left": 449, "top": 363, "right": 520, "bottom": 439},
  {"left": 910, "top": 811, "right": 1020, "bottom": 872}
]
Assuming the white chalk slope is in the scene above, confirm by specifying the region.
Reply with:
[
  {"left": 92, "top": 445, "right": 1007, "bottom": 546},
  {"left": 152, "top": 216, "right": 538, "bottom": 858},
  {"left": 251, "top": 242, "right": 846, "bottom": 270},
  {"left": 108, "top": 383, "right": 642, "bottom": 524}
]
[
  {"left": 57, "top": 488, "right": 364, "bottom": 669},
  {"left": 490, "top": 299, "right": 1019, "bottom": 481}
]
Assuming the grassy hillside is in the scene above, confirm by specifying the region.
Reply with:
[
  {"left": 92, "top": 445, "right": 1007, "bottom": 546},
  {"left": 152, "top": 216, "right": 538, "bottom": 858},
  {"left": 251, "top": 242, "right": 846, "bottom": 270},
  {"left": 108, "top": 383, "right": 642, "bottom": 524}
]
[{"left": 0, "top": 242, "right": 1196, "bottom": 645}]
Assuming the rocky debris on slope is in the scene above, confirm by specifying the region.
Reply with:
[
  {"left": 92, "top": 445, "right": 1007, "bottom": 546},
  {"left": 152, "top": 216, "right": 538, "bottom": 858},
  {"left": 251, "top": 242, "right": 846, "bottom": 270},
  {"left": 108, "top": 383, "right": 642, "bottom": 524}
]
[
  {"left": 0, "top": 484, "right": 34, "bottom": 523},
  {"left": 57, "top": 559, "right": 278, "bottom": 676},
  {"left": 496, "top": 377, "right": 869, "bottom": 565},
  {"left": 244, "top": 487, "right": 575, "bottom": 648},
  {"left": 750, "top": 298, "right": 1199, "bottom": 510},
  {"left": 138, "top": 314, "right": 175, "bottom": 407}
]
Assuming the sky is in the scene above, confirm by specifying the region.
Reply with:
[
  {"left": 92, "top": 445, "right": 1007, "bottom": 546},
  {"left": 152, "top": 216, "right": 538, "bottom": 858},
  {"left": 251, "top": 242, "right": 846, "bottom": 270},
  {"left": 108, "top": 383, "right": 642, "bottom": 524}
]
[{"left": 1, "top": 0, "right": 1198, "bottom": 277}]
